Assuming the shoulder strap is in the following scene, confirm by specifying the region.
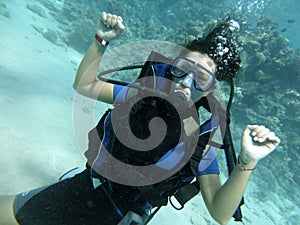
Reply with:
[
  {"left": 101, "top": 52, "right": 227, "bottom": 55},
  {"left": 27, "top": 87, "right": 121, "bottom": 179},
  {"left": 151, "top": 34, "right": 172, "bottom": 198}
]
[
  {"left": 84, "top": 109, "right": 111, "bottom": 166},
  {"left": 170, "top": 181, "right": 200, "bottom": 210}
]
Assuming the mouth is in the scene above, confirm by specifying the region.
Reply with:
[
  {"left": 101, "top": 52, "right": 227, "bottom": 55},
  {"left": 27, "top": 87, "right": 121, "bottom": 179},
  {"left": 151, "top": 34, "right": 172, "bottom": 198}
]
[{"left": 174, "top": 89, "right": 190, "bottom": 100}]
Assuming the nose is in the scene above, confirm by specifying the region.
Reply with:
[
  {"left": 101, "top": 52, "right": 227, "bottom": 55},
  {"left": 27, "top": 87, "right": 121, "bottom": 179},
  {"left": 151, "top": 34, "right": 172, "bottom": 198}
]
[{"left": 180, "top": 71, "right": 194, "bottom": 89}]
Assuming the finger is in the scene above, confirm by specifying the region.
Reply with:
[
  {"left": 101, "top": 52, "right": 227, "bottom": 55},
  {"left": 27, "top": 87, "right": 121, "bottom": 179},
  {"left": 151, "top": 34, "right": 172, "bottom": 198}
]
[
  {"left": 256, "top": 127, "right": 270, "bottom": 137},
  {"left": 117, "top": 16, "right": 123, "bottom": 23},
  {"left": 110, "top": 15, "right": 118, "bottom": 28},
  {"left": 264, "top": 138, "right": 280, "bottom": 151},
  {"left": 244, "top": 125, "right": 258, "bottom": 140},
  {"left": 247, "top": 125, "right": 267, "bottom": 142},
  {"left": 266, "top": 132, "right": 281, "bottom": 143},
  {"left": 106, "top": 13, "right": 112, "bottom": 27},
  {"left": 250, "top": 125, "right": 266, "bottom": 137},
  {"left": 257, "top": 130, "right": 281, "bottom": 145},
  {"left": 242, "top": 125, "right": 258, "bottom": 147},
  {"left": 117, "top": 18, "right": 125, "bottom": 30},
  {"left": 102, "top": 12, "right": 107, "bottom": 23},
  {"left": 258, "top": 130, "right": 275, "bottom": 143},
  {"left": 242, "top": 125, "right": 252, "bottom": 139},
  {"left": 255, "top": 128, "right": 270, "bottom": 143},
  {"left": 247, "top": 125, "right": 259, "bottom": 134}
]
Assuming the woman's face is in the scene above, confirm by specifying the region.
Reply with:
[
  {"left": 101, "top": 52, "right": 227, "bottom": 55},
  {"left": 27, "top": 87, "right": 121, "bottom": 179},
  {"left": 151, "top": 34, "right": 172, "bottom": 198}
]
[{"left": 169, "top": 51, "right": 216, "bottom": 107}]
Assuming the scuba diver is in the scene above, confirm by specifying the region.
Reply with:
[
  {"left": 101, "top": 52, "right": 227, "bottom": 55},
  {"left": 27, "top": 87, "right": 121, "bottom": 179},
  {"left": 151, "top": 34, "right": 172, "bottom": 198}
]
[{"left": 0, "top": 12, "right": 280, "bottom": 225}]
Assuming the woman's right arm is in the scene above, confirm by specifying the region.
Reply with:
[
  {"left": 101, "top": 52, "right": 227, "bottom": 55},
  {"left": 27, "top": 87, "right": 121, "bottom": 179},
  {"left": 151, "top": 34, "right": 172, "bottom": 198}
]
[{"left": 73, "top": 12, "right": 125, "bottom": 104}]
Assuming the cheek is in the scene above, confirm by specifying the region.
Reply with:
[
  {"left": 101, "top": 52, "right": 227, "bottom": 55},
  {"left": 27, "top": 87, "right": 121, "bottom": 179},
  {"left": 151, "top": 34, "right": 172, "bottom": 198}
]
[
  {"left": 190, "top": 88, "right": 205, "bottom": 102},
  {"left": 169, "top": 79, "right": 180, "bottom": 92}
]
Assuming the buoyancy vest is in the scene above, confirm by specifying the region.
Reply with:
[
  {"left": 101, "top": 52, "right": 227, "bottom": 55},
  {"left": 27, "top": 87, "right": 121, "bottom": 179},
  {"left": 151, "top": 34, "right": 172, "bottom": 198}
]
[{"left": 84, "top": 105, "right": 219, "bottom": 209}]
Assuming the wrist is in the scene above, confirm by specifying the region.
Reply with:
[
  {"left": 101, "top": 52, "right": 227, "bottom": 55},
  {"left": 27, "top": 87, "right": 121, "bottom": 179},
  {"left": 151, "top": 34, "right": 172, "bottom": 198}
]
[
  {"left": 237, "top": 156, "right": 256, "bottom": 171},
  {"left": 94, "top": 34, "right": 109, "bottom": 47}
]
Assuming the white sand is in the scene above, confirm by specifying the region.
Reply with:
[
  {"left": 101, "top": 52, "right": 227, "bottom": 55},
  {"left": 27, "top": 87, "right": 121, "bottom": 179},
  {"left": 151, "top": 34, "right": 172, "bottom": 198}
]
[
  {"left": 0, "top": 1, "right": 297, "bottom": 224},
  {"left": 0, "top": 1, "right": 87, "bottom": 192}
]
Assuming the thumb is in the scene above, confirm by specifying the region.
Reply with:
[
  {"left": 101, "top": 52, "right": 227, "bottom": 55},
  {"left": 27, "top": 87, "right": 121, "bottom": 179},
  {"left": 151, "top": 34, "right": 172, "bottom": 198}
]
[
  {"left": 116, "top": 17, "right": 125, "bottom": 30},
  {"left": 242, "top": 125, "right": 259, "bottom": 143},
  {"left": 246, "top": 124, "right": 260, "bottom": 132}
]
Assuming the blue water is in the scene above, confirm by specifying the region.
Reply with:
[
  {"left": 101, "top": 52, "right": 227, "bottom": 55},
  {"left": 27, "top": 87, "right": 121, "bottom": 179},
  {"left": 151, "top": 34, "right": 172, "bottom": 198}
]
[{"left": 0, "top": 0, "right": 299, "bottom": 224}]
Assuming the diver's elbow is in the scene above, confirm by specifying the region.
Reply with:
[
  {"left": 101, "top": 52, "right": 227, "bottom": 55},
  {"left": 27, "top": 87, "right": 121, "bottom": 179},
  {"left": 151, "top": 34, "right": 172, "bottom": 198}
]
[
  {"left": 212, "top": 216, "right": 229, "bottom": 225},
  {"left": 72, "top": 83, "right": 85, "bottom": 98},
  {"left": 72, "top": 82, "right": 78, "bottom": 92},
  {"left": 216, "top": 219, "right": 230, "bottom": 225},
  {"left": 210, "top": 212, "right": 231, "bottom": 225},
  {"left": 72, "top": 81, "right": 83, "bottom": 95}
]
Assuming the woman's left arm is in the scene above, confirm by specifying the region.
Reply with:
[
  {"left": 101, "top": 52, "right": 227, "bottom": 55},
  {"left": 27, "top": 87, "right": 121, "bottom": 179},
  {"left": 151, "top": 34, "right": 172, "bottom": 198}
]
[{"left": 199, "top": 125, "right": 281, "bottom": 225}]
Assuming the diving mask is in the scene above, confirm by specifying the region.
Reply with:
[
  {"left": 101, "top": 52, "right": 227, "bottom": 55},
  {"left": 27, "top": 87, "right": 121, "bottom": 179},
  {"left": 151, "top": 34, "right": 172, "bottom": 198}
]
[{"left": 170, "top": 57, "right": 216, "bottom": 92}]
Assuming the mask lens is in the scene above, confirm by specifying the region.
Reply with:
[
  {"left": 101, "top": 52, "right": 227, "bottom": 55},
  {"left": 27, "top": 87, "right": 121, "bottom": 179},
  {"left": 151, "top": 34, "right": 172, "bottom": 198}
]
[
  {"left": 170, "top": 58, "right": 193, "bottom": 77},
  {"left": 170, "top": 57, "right": 215, "bottom": 91},
  {"left": 193, "top": 65, "right": 215, "bottom": 91},
  {"left": 170, "top": 66, "right": 186, "bottom": 77}
]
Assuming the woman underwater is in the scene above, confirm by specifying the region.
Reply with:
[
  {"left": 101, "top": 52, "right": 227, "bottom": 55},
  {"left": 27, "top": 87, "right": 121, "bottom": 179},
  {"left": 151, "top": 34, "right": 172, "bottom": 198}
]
[{"left": 0, "top": 12, "right": 280, "bottom": 225}]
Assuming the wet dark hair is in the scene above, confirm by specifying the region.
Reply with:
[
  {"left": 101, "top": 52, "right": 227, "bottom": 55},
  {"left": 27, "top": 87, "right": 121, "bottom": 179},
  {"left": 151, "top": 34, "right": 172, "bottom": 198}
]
[{"left": 184, "top": 20, "right": 241, "bottom": 81}]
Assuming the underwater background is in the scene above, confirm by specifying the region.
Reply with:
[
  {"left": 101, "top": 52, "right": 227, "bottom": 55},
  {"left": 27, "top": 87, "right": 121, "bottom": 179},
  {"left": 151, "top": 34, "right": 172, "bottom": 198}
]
[{"left": 0, "top": 0, "right": 299, "bottom": 224}]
